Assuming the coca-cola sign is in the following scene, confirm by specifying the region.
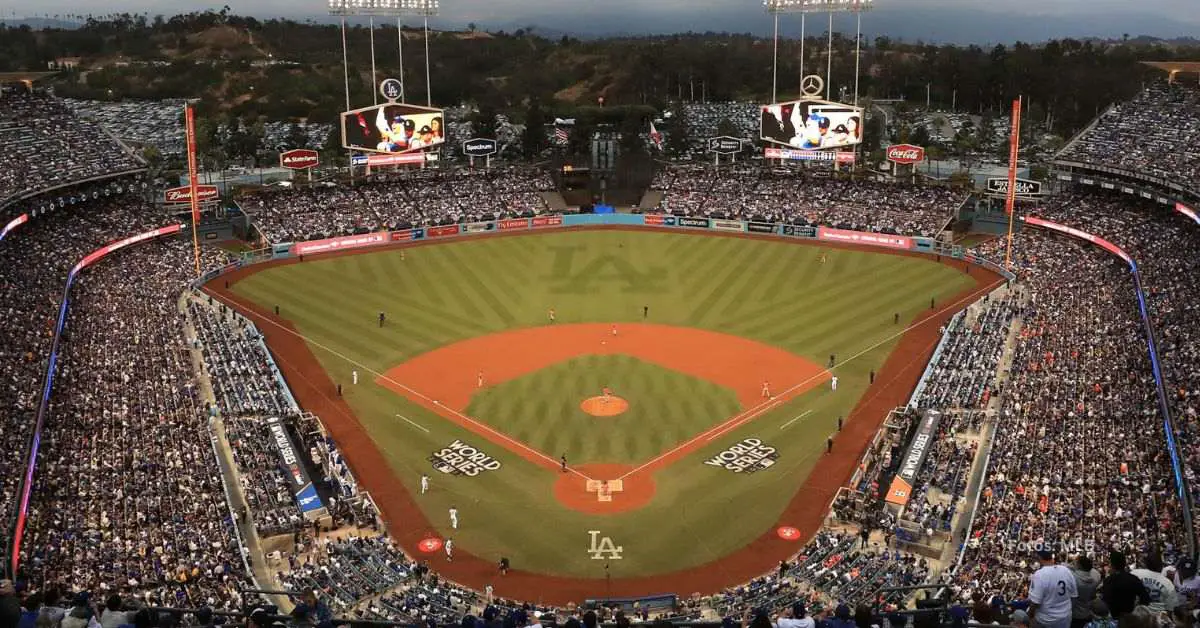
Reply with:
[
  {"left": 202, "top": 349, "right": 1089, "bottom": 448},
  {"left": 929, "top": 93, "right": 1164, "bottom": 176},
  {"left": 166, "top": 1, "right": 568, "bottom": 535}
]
[
  {"left": 462, "top": 138, "right": 498, "bottom": 157},
  {"left": 280, "top": 149, "right": 319, "bottom": 170},
  {"left": 163, "top": 185, "right": 219, "bottom": 204},
  {"left": 886, "top": 144, "right": 925, "bottom": 165}
]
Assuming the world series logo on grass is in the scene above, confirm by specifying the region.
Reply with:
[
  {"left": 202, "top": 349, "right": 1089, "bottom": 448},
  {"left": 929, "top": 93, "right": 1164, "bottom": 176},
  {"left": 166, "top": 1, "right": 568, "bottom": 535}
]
[
  {"left": 704, "top": 438, "right": 779, "bottom": 473},
  {"left": 429, "top": 439, "right": 502, "bottom": 476}
]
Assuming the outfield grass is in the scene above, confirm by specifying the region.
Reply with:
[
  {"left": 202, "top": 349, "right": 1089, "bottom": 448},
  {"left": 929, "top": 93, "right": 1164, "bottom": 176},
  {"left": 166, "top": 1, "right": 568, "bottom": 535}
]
[{"left": 232, "top": 229, "right": 976, "bottom": 577}]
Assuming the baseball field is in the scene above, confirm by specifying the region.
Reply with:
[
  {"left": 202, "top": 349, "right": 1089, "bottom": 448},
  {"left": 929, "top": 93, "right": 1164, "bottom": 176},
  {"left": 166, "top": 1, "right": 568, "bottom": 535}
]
[{"left": 208, "top": 227, "right": 1000, "bottom": 603}]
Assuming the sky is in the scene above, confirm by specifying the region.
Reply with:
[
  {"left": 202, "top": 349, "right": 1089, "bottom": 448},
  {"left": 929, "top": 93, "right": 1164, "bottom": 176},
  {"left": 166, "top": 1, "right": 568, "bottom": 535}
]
[{"left": 3, "top": 0, "right": 1199, "bottom": 43}]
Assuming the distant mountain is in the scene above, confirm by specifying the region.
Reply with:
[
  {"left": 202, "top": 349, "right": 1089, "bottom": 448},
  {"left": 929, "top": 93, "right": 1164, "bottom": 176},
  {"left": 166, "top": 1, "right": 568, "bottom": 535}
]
[
  {"left": 0, "top": 17, "right": 79, "bottom": 29},
  {"left": 300, "top": 5, "right": 1200, "bottom": 46}
]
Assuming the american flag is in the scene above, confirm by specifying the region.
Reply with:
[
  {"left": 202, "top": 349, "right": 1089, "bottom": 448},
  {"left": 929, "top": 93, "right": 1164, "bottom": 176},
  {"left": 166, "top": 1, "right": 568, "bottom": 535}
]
[{"left": 555, "top": 127, "right": 569, "bottom": 145}]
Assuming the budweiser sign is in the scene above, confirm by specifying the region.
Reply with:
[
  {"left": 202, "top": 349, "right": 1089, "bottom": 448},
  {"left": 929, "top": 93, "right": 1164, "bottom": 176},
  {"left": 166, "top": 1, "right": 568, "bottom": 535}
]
[
  {"left": 886, "top": 144, "right": 925, "bottom": 165},
  {"left": 280, "top": 149, "right": 319, "bottom": 170},
  {"left": 163, "top": 185, "right": 219, "bottom": 204}
]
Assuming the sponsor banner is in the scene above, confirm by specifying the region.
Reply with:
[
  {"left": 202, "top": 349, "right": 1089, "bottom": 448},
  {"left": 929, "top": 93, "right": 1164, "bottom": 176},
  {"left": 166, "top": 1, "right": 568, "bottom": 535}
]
[
  {"left": 677, "top": 216, "right": 710, "bottom": 229},
  {"left": 389, "top": 229, "right": 415, "bottom": 242},
  {"left": 1081, "top": 178, "right": 1095, "bottom": 186},
  {"left": 704, "top": 438, "right": 779, "bottom": 473},
  {"left": 817, "top": 226, "right": 912, "bottom": 250},
  {"left": 279, "top": 149, "right": 319, "bottom": 170},
  {"left": 642, "top": 214, "right": 678, "bottom": 227},
  {"left": 163, "top": 185, "right": 219, "bottom": 204},
  {"left": 710, "top": 219, "right": 745, "bottom": 232},
  {"left": 706, "top": 136, "right": 744, "bottom": 154},
  {"left": 73, "top": 224, "right": 183, "bottom": 276},
  {"left": 1057, "top": 173, "right": 1073, "bottom": 181},
  {"left": 462, "top": 221, "right": 495, "bottom": 234},
  {"left": 0, "top": 213, "right": 29, "bottom": 241},
  {"left": 266, "top": 417, "right": 327, "bottom": 518},
  {"left": 462, "top": 138, "right": 498, "bottom": 157},
  {"left": 1022, "top": 216, "right": 1132, "bottom": 265},
  {"left": 429, "top": 439, "right": 502, "bottom": 476},
  {"left": 293, "top": 232, "right": 387, "bottom": 256},
  {"left": 747, "top": 221, "right": 777, "bottom": 234},
  {"left": 898, "top": 411, "right": 940, "bottom": 483},
  {"left": 351, "top": 153, "right": 369, "bottom": 166},
  {"left": 426, "top": 224, "right": 461, "bottom": 238},
  {"left": 781, "top": 224, "right": 817, "bottom": 238},
  {"left": 531, "top": 215, "right": 564, "bottom": 228},
  {"left": 985, "top": 177, "right": 1044, "bottom": 197},
  {"left": 764, "top": 147, "right": 856, "bottom": 164},
  {"left": 1122, "top": 187, "right": 1134, "bottom": 194},
  {"left": 366, "top": 152, "right": 428, "bottom": 166},
  {"left": 497, "top": 218, "right": 529, "bottom": 231},
  {"left": 1101, "top": 182, "right": 1115, "bottom": 190},
  {"left": 886, "top": 144, "right": 925, "bottom": 165},
  {"left": 1175, "top": 202, "right": 1199, "bottom": 225}
]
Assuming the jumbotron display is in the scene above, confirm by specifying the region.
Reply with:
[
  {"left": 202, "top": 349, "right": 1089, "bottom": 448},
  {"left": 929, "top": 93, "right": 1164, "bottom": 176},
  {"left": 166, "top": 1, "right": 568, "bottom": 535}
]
[
  {"left": 340, "top": 102, "right": 445, "bottom": 154},
  {"left": 760, "top": 99, "right": 864, "bottom": 150}
]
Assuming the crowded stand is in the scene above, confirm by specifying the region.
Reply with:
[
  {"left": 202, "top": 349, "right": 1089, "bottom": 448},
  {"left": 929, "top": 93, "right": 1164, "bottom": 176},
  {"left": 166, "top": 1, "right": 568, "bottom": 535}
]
[
  {"left": 913, "top": 294, "right": 1018, "bottom": 412},
  {"left": 651, "top": 167, "right": 960, "bottom": 236},
  {"left": 954, "top": 226, "right": 1186, "bottom": 601},
  {"left": 18, "top": 234, "right": 246, "bottom": 608},
  {"left": 188, "top": 302, "right": 298, "bottom": 418},
  {"left": 1056, "top": 81, "right": 1200, "bottom": 194},
  {"left": 240, "top": 167, "right": 555, "bottom": 243},
  {"left": 0, "top": 194, "right": 171, "bottom": 547},
  {"left": 1023, "top": 191, "right": 1200, "bottom": 566},
  {"left": 0, "top": 88, "right": 145, "bottom": 206}
]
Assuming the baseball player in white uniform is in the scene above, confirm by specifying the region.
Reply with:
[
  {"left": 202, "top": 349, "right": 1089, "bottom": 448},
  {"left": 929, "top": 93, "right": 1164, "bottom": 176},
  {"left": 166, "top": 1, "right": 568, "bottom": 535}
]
[
  {"left": 420, "top": 474, "right": 429, "bottom": 494},
  {"left": 449, "top": 506, "right": 459, "bottom": 529}
]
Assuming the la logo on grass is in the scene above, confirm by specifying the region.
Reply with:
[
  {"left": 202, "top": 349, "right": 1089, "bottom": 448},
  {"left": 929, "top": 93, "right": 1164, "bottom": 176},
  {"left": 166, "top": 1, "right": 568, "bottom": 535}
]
[
  {"left": 587, "top": 530, "right": 623, "bottom": 560},
  {"left": 546, "top": 246, "right": 666, "bottom": 294}
]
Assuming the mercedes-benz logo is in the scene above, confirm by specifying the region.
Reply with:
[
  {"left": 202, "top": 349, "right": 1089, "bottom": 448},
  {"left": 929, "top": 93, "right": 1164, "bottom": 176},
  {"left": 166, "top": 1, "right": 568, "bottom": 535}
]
[{"left": 800, "top": 74, "right": 824, "bottom": 98}]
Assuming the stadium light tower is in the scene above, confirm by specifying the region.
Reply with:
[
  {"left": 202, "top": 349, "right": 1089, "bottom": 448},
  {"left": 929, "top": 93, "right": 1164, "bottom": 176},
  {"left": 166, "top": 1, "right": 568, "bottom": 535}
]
[
  {"left": 764, "top": 0, "right": 872, "bottom": 105},
  {"left": 329, "top": 0, "right": 440, "bottom": 108}
]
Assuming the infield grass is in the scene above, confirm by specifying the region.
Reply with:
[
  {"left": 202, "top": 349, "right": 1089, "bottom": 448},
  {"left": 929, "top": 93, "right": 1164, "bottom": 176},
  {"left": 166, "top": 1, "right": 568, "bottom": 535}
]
[{"left": 232, "top": 229, "right": 977, "bottom": 577}]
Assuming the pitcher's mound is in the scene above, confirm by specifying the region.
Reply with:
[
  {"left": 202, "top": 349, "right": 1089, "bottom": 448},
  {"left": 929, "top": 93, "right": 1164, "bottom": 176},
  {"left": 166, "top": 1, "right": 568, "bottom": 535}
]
[{"left": 581, "top": 395, "right": 629, "bottom": 417}]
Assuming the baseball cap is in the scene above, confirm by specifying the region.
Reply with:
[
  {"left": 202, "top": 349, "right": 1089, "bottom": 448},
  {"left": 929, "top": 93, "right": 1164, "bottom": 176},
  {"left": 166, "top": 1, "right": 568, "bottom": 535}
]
[
  {"left": 1036, "top": 549, "right": 1054, "bottom": 560},
  {"left": 1009, "top": 610, "right": 1030, "bottom": 626}
]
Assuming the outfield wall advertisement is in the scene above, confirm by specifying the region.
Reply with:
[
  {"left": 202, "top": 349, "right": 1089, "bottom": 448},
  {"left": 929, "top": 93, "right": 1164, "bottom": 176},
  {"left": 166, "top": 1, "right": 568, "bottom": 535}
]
[
  {"left": 293, "top": 232, "right": 388, "bottom": 256},
  {"left": 817, "top": 227, "right": 912, "bottom": 250}
]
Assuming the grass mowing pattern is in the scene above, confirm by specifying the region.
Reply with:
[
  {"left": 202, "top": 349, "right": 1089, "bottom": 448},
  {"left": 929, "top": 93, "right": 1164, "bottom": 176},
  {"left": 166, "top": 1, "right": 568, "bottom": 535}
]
[
  {"left": 231, "top": 230, "right": 976, "bottom": 577},
  {"left": 466, "top": 354, "right": 741, "bottom": 466}
]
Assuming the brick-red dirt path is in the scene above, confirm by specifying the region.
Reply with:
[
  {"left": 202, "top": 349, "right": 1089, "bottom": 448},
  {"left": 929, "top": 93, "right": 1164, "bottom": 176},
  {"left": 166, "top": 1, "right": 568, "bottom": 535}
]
[{"left": 204, "top": 226, "right": 1003, "bottom": 606}]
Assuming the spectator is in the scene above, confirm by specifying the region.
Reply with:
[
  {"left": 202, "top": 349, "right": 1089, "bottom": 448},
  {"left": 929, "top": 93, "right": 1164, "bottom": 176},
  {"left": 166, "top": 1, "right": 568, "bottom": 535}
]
[
  {"left": 1101, "top": 552, "right": 1149, "bottom": 619},
  {"left": 1071, "top": 556, "right": 1101, "bottom": 628}
]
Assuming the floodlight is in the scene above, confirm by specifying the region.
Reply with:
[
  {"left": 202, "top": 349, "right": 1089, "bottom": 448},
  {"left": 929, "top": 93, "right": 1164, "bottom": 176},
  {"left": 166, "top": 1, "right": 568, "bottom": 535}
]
[
  {"left": 329, "top": 0, "right": 439, "bottom": 16},
  {"left": 764, "top": 0, "right": 872, "bottom": 14}
]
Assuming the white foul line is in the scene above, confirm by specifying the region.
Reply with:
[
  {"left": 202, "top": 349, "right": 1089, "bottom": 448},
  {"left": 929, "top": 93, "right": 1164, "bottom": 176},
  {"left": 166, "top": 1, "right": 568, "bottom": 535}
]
[
  {"left": 396, "top": 414, "right": 430, "bottom": 433},
  {"left": 780, "top": 410, "right": 813, "bottom": 430}
]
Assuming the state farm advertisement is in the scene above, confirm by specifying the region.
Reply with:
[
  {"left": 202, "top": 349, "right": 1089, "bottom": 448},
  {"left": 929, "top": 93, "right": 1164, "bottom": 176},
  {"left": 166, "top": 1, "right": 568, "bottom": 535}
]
[
  {"left": 1021, "top": 216, "right": 1132, "bottom": 265},
  {"left": 292, "top": 232, "right": 387, "bottom": 256},
  {"left": 1176, "top": 202, "right": 1199, "bottom": 225},
  {"left": 426, "top": 225, "right": 461, "bottom": 238},
  {"left": 642, "top": 214, "right": 676, "bottom": 226},
  {"left": 817, "top": 226, "right": 912, "bottom": 250},
  {"left": 163, "top": 185, "right": 219, "bottom": 204},
  {"left": 531, "top": 215, "right": 563, "bottom": 228},
  {"left": 280, "top": 149, "right": 319, "bottom": 170},
  {"left": 886, "top": 144, "right": 925, "bottom": 165},
  {"left": 497, "top": 218, "right": 529, "bottom": 231},
  {"left": 73, "top": 224, "right": 183, "bottom": 275}
]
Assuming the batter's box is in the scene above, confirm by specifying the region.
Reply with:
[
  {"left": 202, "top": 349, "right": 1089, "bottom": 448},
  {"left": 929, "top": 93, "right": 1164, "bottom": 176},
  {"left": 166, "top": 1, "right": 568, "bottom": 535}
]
[{"left": 586, "top": 480, "right": 624, "bottom": 502}]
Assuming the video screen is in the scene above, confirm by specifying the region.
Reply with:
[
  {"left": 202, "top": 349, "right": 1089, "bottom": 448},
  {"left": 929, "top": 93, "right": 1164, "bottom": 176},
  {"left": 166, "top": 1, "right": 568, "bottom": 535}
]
[
  {"left": 341, "top": 103, "right": 445, "bottom": 154},
  {"left": 760, "top": 100, "right": 863, "bottom": 150}
]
